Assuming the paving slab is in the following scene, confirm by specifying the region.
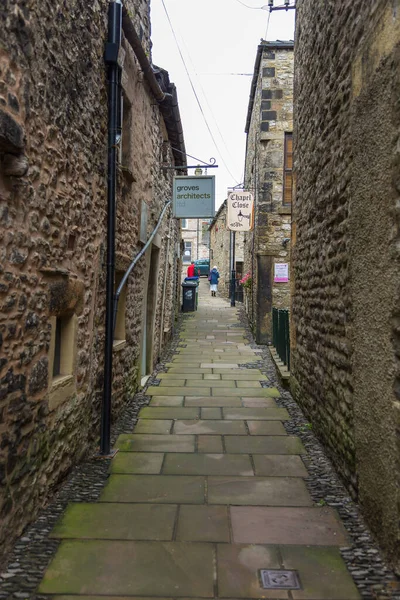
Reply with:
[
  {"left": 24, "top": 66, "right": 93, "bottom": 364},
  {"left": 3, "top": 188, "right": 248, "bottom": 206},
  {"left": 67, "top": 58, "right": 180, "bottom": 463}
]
[
  {"left": 139, "top": 407, "right": 200, "bottom": 419},
  {"left": 203, "top": 373, "right": 222, "bottom": 380},
  {"left": 212, "top": 358, "right": 259, "bottom": 363},
  {"left": 253, "top": 455, "right": 309, "bottom": 477},
  {"left": 223, "top": 407, "right": 288, "bottom": 420},
  {"left": 147, "top": 386, "right": 211, "bottom": 397},
  {"left": 185, "top": 396, "right": 242, "bottom": 407},
  {"left": 201, "top": 407, "right": 222, "bottom": 419},
  {"left": 157, "top": 379, "right": 186, "bottom": 387},
  {"left": 46, "top": 597, "right": 185, "bottom": 600},
  {"left": 110, "top": 452, "right": 164, "bottom": 474},
  {"left": 100, "top": 475, "right": 205, "bottom": 504},
  {"left": 134, "top": 419, "right": 173, "bottom": 434},
  {"left": 222, "top": 373, "right": 268, "bottom": 381},
  {"left": 149, "top": 396, "right": 184, "bottom": 406},
  {"left": 51, "top": 503, "right": 177, "bottom": 541},
  {"left": 176, "top": 505, "right": 230, "bottom": 542},
  {"left": 246, "top": 421, "right": 287, "bottom": 435},
  {"left": 230, "top": 506, "right": 349, "bottom": 546},
  {"left": 214, "top": 388, "right": 280, "bottom": 398},
  {"left": 208, "top": 476, "right": 312, "bottom": 506},
  {"left": 213, "top": 368, "right": 264, "bottom": 375},
  {"left": 115, "top": 434, "right": 195, "bottom": 453},
  {"left": 225, "top": 436, "right": 305, "bottom": 455},
  {"left": 201, "top": 363, "right": 238, "bottom": 369},
  {"left": 235, "top": 381, "right": 262, "bottom": 388},
  {"left": 217, "top": 543, "right": 287, "bottom": 599},
  {"left": 186, "top": 379, "right": 236, "bottom": 388},
  {"left": 281, "top": 545, "right": 361, "bottom": 599},
  {"left": 197, "top": 435, "right": 224, "bottom": 453},
  {"left": 170, "top": 358, "right": 204, "bottom": 364},
  {"left": 173, "top": 419, "right": 247, "bottom": 435},
  {"left": 38, "top": 540, "right": 215, "bottom": 597},
  {"left": 243, "top": 398, "right": 278, "bottom": 407},
  {"left": 165, "top": 362, "right": 202, "bottom": 368},
  {"left": 158, "top": 372, "right": 203, "bottom": 380},
  {"left": 166, "top": 367, "right": 212, "bottom": 374},
  {"left": 163, "top": 453, "right": 253, "bottom": 476}
]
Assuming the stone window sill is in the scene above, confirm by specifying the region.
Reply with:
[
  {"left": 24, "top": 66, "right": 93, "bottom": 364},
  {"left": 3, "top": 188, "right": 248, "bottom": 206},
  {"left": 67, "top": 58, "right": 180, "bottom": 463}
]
[
  {"left": 118, "top": 164, "right": 136, "bottom": 183},
  {"left": 49, "top": 374, "right": 75, "bottom": 412},
  {"left": 113, "top": 339, "right": 127, "bottom": 352}
]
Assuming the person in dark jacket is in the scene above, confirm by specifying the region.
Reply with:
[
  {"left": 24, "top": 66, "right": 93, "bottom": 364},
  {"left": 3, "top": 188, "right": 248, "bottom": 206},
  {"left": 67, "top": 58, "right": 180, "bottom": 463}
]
[{"left": 209, "top": 266, "right": 220, "bottom": 297}]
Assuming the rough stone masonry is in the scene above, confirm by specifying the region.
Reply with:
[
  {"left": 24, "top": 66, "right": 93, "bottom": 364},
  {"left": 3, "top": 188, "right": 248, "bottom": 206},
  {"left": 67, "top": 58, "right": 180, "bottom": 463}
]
[
  {"left": 243, "top": 41, "right": 294, "bottom": 343},
  {"left": 292, "top": 0, "right": 400, "bottom": 571},
  {"left": 0, "top": 0, "right": 184, "bottom": 566}
]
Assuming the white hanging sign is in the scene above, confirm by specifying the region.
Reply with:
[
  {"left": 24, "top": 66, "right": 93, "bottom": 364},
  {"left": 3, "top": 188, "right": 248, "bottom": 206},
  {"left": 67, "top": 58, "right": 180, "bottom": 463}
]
[{"left": 226, "top": 191, "right": 254, "bottom": 231}]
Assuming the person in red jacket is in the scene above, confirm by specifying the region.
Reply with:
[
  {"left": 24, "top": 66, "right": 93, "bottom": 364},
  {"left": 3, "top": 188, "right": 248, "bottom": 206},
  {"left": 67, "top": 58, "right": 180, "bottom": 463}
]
[{"left": 187, "top": 262, "right": 198, "bottom": 277}]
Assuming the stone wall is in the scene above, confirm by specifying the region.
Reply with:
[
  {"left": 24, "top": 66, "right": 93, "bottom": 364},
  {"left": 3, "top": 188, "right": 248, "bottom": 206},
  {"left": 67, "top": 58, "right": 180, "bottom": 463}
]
[
  {"left": 292, "top": 0, "right": 400, "bottom": 569},
  {"left": 0, "top": 0, "right": 183, "bottom": 565},
  {"left": 181, "top": 218, "right": 211, "bottom": 264},
  {"left": 243, "top": 42, "right": 293, "bottom": 342},
  {"left": 209, "top": 201, "right": 244, "bottom": 298}
]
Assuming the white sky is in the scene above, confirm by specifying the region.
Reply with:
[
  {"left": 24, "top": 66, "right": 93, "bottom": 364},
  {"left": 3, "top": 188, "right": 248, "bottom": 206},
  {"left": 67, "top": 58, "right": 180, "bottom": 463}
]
[{"left": 150, "top": 0, "right": 295, "bottom": 210}]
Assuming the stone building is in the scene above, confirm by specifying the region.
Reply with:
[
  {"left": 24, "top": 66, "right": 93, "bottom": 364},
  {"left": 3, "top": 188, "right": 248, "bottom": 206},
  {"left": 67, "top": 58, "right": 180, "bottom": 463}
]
[
  {"left": 243, "top": 41, "right": 293, "bottom": 343},
  {"left": 181, "top": 218, "right": 211, "bottom": 266},
  {"left": 0, "top": 0, "right": 185, "bottom": 564},
  {"left": 209, "top": 199, "right": 244, "bottom": 298},
  {"left": 291, "top": 0, "right": 400, "bottom": 569}
]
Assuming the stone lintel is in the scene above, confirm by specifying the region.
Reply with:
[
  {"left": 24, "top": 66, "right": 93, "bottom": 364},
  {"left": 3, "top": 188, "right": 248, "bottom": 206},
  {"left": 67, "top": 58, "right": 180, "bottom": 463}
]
[
  {"left": 279, "top": 206, "right": 292, "bottom": 215},
  {"left": 256, "top": 251, "right": 280, "bottom": 257}
]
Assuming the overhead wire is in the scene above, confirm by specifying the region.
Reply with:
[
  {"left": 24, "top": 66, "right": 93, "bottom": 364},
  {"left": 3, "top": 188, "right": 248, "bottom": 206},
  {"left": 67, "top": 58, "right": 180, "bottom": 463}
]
[
  {"left": 160, "top": 0, "right": 240, "bottom": 184},
  {"left": 264, "top": 7, "right": 272, "bottom": 39},
  {"left": 234, "top": 0, "right": 267, "bottom": 8},
  {"left": 178, "top": 33, "right": 241, "bottom": 176}
]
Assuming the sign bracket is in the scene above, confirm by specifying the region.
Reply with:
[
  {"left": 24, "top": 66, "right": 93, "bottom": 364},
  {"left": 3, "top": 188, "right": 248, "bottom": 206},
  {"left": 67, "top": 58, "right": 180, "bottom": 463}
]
[{"left": 162, "top": 163, "right": 218, "bottom": 170}]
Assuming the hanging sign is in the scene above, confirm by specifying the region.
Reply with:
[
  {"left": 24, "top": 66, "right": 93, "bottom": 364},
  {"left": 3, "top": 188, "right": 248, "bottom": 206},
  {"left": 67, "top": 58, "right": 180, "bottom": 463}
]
[
  {"left": 173, "top": 176, "right": 215, "bottom": 218},
  {"left": 226, "top": 191, "right": 254, "bottom": 231},
  {"left": 274, "top": 262, "right": 289, "bottom": 283}
]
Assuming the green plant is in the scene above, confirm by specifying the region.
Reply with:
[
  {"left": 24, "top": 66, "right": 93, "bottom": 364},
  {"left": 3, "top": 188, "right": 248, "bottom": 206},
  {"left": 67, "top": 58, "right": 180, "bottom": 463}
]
[{"left": 240, "top": 272, "right": 252, "bottom": 289}]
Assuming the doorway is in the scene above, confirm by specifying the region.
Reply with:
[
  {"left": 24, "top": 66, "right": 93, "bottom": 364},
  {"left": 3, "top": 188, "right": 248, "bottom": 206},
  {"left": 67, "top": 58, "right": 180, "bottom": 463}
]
[{"left": 141, "top": 246, "right": 160, "bottom": 378}]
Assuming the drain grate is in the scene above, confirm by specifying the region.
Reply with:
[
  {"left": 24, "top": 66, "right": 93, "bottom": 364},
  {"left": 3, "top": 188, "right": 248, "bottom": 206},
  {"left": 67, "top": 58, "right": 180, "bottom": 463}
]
[{"left": 260, "top": 569, "right": 301, "bottom": 590}]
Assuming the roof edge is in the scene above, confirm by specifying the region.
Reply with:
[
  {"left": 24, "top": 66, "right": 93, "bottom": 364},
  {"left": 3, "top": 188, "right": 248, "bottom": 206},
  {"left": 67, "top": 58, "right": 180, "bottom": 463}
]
[{"left": 244, "top": 40, "right": 294, "bottom": 134}]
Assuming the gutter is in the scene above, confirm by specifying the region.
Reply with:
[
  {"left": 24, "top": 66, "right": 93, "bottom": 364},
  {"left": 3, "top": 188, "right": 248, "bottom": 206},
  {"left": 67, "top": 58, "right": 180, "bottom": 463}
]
[
  {"left": 121, "top": 6, "right": 186, "bottom": 168},
  {"left": 121, "top": 5, "right": 166, "bottom": 103},
  {"left": 245, "top": 44, "right": 264, "bottom": 134}
]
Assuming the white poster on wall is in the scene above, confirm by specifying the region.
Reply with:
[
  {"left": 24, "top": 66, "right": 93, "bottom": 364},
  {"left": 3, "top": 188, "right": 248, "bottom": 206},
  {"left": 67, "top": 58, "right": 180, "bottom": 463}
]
[{"left": 274, "top": 263, "right": 289, "bottom": 283}]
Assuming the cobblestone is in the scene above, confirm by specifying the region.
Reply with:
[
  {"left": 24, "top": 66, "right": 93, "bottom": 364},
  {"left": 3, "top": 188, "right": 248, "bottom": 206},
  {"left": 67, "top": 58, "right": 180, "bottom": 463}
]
[
  {"left": 237, "top": 305, "right": 400, "bottom": 600},
  {"left": 0, "top": 314, "right": 190, "bottom": 599},
  {"left": 1, "top": 302, "right": 399, "bottom": 599}
]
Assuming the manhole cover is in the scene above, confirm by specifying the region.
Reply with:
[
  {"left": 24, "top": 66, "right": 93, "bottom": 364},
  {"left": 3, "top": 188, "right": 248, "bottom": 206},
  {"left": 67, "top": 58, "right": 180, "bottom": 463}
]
[{"left": 260, "top": 569, "right": 301, "bottom": 590}]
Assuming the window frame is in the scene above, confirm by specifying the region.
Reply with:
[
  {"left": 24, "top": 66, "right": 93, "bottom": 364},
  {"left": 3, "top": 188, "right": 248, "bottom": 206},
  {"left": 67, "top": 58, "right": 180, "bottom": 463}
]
[{"left": 283, "top": 132, "right": 293, "bottom": 206}]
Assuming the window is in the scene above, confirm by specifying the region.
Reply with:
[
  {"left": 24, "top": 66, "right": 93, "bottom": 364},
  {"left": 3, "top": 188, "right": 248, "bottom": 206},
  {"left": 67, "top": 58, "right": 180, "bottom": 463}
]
[
  {"left": 283, "top": 132, "right": 293, "bottom": 205},
  {"left": 183, "top": 241, "right": 192, "bottom": 263},
  {"left": 51, "top": 315, "right": 76, "bottom": 379},
  {"left": 181, "top": 219, "right": 188, "bottom": 229}
]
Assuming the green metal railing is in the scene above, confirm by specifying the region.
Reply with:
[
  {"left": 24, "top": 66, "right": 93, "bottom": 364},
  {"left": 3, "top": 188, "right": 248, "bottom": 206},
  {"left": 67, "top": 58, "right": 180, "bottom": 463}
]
[{"left": 272, "top": 308, "right": 290, "bottom": 369}]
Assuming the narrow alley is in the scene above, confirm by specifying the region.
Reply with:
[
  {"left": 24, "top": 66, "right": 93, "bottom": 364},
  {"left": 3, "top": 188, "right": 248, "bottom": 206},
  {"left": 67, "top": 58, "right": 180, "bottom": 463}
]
[{"left": 34, "top": 280, "right": 361, "bottom": 599}]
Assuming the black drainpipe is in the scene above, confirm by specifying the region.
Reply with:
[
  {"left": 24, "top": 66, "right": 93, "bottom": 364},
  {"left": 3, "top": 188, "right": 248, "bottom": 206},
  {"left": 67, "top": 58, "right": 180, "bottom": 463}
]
[{"left": 101, "top": 0, "right": 122, "bottom": 456}]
